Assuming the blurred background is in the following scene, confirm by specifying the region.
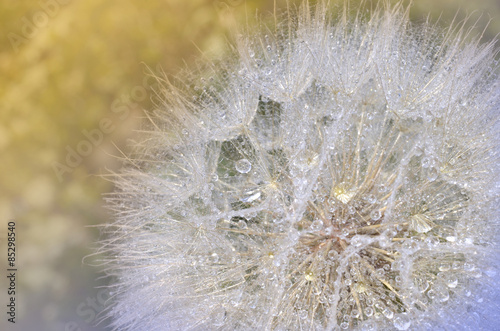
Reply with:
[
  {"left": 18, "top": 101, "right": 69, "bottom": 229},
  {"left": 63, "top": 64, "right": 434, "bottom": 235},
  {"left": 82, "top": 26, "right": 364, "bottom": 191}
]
[{"left": 0, "top": 0, "right": 498, "bottom": 330}]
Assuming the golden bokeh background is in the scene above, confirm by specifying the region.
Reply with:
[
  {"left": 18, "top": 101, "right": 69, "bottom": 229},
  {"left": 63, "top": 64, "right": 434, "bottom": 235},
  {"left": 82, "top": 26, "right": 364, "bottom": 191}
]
[{"left": 0, "top": 1, "right": 498, "bottom": 330}]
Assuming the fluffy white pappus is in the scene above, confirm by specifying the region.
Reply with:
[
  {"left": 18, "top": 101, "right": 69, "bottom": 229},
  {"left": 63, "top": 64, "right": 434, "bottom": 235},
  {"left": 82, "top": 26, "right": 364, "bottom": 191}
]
[{"left": 99, "top": 1, "right": 500, "bottom": 330}]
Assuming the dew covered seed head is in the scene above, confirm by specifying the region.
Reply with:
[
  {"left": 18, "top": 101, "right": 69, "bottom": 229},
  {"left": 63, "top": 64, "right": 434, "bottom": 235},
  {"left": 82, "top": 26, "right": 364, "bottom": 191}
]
[{"left": 101, "top": 2, "right": 500, "bottom": 330}]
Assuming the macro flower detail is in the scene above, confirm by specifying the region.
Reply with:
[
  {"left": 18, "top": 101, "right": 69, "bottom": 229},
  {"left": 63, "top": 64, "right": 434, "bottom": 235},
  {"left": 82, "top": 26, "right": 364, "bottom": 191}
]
[{"left": 100, "top": 2, "right": 499, "bottom": 330}]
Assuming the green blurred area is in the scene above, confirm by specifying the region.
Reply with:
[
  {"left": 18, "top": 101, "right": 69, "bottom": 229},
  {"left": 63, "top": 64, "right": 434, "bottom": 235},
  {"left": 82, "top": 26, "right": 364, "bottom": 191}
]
[{"left": 0, "top": 0, "right": 498, "bottom": 330}]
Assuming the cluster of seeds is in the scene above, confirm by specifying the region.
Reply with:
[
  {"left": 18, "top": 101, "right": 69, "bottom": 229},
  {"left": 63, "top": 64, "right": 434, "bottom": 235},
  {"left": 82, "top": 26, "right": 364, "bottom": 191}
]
[{"left": 101, "top": 2, "right": 499, "bottom": 330}]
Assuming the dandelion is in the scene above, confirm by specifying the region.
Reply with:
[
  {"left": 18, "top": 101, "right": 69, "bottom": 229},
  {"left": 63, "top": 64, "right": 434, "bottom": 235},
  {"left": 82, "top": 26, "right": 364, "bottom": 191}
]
[{"left": 100, "top": 1, "right": 500, "bottom": 330}]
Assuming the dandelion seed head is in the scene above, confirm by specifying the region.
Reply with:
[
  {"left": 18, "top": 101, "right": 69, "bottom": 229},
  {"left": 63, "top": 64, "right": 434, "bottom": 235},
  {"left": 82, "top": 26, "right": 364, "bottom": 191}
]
[{"left": 101, "top": 1, "right": 500, "bottom": 330}]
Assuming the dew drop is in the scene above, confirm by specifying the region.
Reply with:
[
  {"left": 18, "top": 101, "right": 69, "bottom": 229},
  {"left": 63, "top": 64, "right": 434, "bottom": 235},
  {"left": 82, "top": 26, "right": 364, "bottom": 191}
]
[
  {"left": 421, "top": 157, "right": 430, "bottom": 168},
  {"left": 446, "top": 236, "right": 456, "bottom": 242},
  {"left": 393, "top": 314, "right": 411, "bottom": 330},
  {"left": 210, "top": 252, "right": 219, "bottom": 263},
  {"left": 241, "top": 190, "right": 261, "bottom": 203},
  {"left": 348, "top": 206, "right": 356, "bottom": 215},
  {"left": 211, "top": 173, "right": 219, "bottom": 182},
  {"left": 463, "top": 263, "right": 474, "bottom": 271},
  {"left": 328, "top": 250, "right": 338, "bottom": 260},
  {"left": 427, "top": 167, "right": 438, "bottom": 181},
  {"left": 439, "top": 263, "right": 451, "bottom": 272},
  {"left": 410, "top": 214, "right": 433, "bottom": 233},
  {"left": 311, "top": 219, "right": 323, "bottom": 231},
  {"left": 438, "top": 289, "right": 450, "bottom": 302},
  {"left": 378, "top": 184, "right": 388, "bottom": 193},
  {"left": 305, "top": 270, "right": 315, "bottom": 281},
  {"left": 235, "top": 159, "right": 252, "bottom": 173},
  {"left": 237, "top": 219, "right": 247, "bottom": 229},
  {"left": 370, "top": 210, "right": 382, "bottom": 221},
  {"left": 464, "top": 237, "right": 474, "bottom": 245},
  {"left": 446, "top": 277, "right": 458, "bottom": 288},
  {"left": 333, "top": 183, "right": 354, "bottom": 204},
  {"left": 364, "top": 194, "right": 377, "bottom": 204},
  {"left": 383, "top": 308, "right": 394, "bottom": 319}
]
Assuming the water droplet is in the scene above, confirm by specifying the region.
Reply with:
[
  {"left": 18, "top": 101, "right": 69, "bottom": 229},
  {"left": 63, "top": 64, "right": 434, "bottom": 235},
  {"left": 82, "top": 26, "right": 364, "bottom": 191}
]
[
  {"left": 333, "top": 183, "right": 354, "bottom": 204},
  {"left": 438, "top": 289, "right": 449, "bottom": 302},
  {"left": 364, "top": 194, "right": 377, "bottom": 204},
  {"left": 463, "top": 263, "right": 474, "bottom": 272},
  {"left": 237, "top": 219, "right": 248, "bottom": 229},
  {"left": 311, "top": 219, "right": 323, "bottom": 231},
  {"left": 410, "top": 214, "right": 433, "bottom": 233},
  {"left": 383, "top": 308, "right": 394, "bottom": 319},
  {"left": 210, "top": 252, "right": 219, "bottom": 263},
  {"left": 235, "top": 159, "right": 252, "bottom": 173},
  {"left": 364, "top": 307, "right": 374, "bottom": 317},
  {"left": 427, "top": 167, "right": 438, "bottom": 181},
  {"left": 305, "top": 270, "right": 315, "bottom": 281},
  {"left": 241, "top": 191, "right": 261, "bottom": 203},
  {"left": 446, "top": 236, "right": 456, "bottom": 242},
  {"left": 370, "top": 210, "right": 382, "bottom": 221},
  {"left": 446, "top": 277, "right": 458, "bottom": 288},
  {"left": 378, "top": 184, "right": 388, "bottom": 193},
  {"left": 393, "top": 314, "right": 411, "bottom": 330},
  {"left": 211, "top": 173, "right": 219, "bottom": 182},
  {"left": 439, "top": 263, "right": 451, "bottom": 272},
  {"left": 328, "top": 250, "right": 338, "bottom": 260},
  {"left": 421, "top": 157, "right": 430, "bottom": 168}
]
